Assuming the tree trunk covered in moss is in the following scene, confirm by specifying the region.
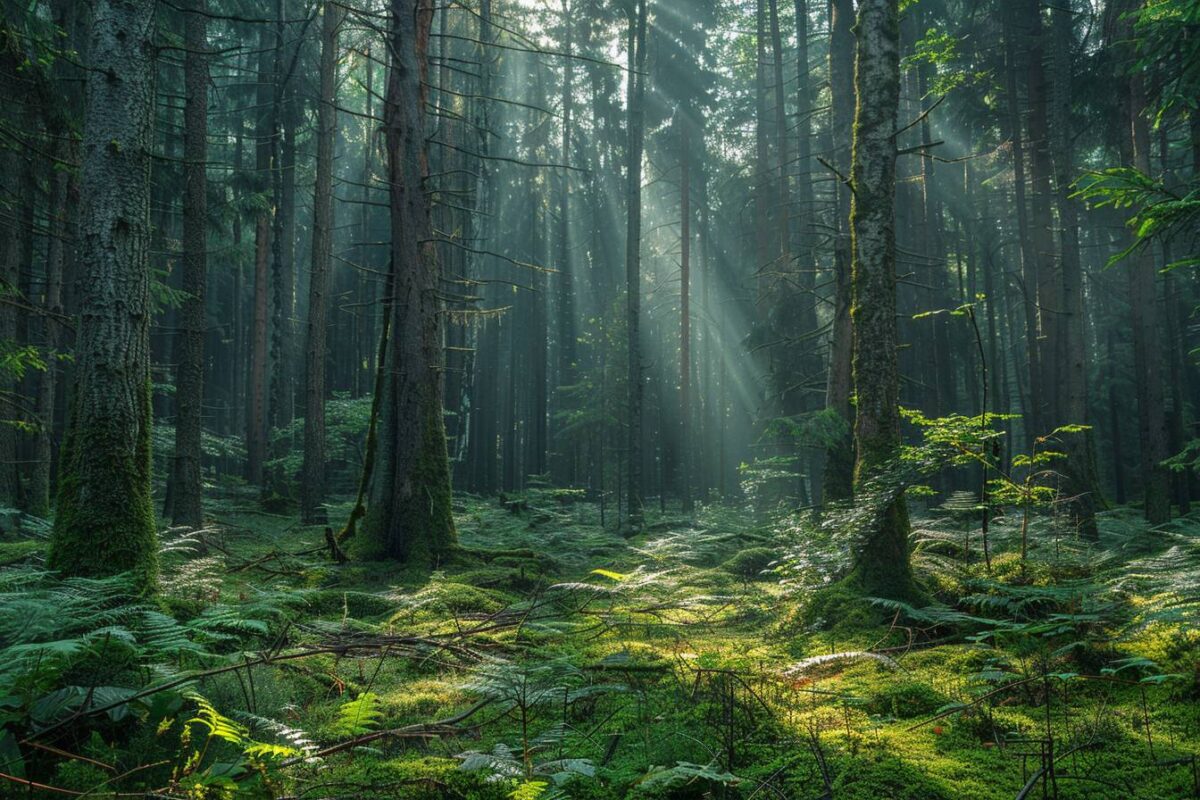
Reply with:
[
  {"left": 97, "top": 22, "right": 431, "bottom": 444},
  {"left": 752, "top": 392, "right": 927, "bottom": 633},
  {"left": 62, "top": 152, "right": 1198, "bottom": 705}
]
[
  {"left": 169, "top": 0, "right": 208, "bottom": 530},
  {"left": 48, "top": 0, "right": 158, "bottom": 590},
  {"left": 301, "top": 0, "right": 342, "bottom": 524},
  {"left": 823, "top": 0, "right": 855, "bottom": 505},
  {"left": 359, "top": 0, "right": 456, "bottom": 564},
  {"left": 848, "top": 0, "right": 914, "bottom": 599}
]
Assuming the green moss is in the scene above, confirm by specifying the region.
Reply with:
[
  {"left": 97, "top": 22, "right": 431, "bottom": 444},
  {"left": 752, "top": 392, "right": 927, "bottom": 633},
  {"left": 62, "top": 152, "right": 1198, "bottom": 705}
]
[
  {"left": 720, "top": 546, "right": 777, "bottom": 580},
  {"left": 864, "top": 680, "right": 948, "bottom": 719},
  {"left": 356, "top": 390, "right": 456, "bottom": 565},
  {"left": 846, "top": 497, "right": 923, "bottom": 603},
  {"left": 0, "top": 539, "right": 42, "bottom": 565},
  {"left": 306, "top": 589, "right": 397, "bottom": 619},
  {"left": 801, "top": 580, "right": 886, "bottom": 634},
  {"left": 831, "top": 754, "right": 953, "bottom": 800},
  {"left": 47, "top": 377, "right": 158, "bottom": 593}
]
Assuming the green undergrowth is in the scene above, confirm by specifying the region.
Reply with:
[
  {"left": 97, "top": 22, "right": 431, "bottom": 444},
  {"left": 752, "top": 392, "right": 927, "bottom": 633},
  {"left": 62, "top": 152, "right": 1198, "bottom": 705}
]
[{"left": 0, "top": 494, "right": 1198, "bottom": 798}]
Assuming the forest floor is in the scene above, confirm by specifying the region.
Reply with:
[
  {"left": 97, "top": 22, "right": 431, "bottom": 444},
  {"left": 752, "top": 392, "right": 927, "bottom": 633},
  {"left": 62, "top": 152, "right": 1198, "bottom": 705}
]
[{"left": 3, "top": 490, "right": 1200, "bottom": 799}]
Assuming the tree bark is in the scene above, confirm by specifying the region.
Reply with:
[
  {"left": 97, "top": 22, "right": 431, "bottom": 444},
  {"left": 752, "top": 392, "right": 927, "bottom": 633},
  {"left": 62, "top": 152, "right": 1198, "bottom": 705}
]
[
  {"left": 1127, "top": 70, "right": 1171, "bottom": 524},
  {"left": 169, "top": 0, "right": 209, "bottom": 529},
  {"left": 1003, "top": 4, "right": 1042, "bottom": 446},
  {"left": 301, "top": 1, "right": 342, "bottom": 524},
  {"left": 246, "top": 24, "right": 274, "bottom": 488},
  {"left": 360, "top": 0, "right": 457, "bottom": 563},
  {"left": 624, "top": 0, "right": 647, "bottom": 530},
  {"left": 823, "top": 0, "right": 855, "bottom": 504},
  {"left": 30, "top": 139, "right": 71, "bottom": 518},
  {"left": 1048, "top": 0, "right": 1100, "bottom": 538},
  {"left": 679, "top": 120, "right": 693, "bottom": 513},
  {"left": 48, "top": 0, "right": 159, "bottom": 590},
  {"left": 848, "top": 0, "right": 915, "bottom": 599}
]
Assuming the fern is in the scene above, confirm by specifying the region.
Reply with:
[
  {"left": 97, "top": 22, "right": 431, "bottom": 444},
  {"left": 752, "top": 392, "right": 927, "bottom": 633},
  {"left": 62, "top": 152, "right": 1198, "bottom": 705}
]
[
  {"left": 186, "top": 694, "right": 249, "bottom": 745},
  {"left": 330, "top": 692, "right": 383, "bottom": 737}
]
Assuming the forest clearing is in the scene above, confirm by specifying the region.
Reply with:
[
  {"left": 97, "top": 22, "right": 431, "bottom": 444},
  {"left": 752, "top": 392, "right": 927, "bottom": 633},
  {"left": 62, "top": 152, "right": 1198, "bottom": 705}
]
[{"left": 1, "top": 0, "right": 1199, "bottom": 797}]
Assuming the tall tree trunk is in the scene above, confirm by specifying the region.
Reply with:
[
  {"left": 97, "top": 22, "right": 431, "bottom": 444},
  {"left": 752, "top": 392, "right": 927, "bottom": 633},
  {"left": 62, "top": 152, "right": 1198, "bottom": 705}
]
[
  {"left": 247, "top": 25, "right": 273, "bottom": 487},
  {"left": 1003, "top": 4, "right": 1042, "bottom": 446},
  {"left": 793, "top": 0, "right": 822, "bottom": 504},
  {"left": 302, "top": 1, "right": 342, "bottom": 524},
  {"left": 1126, "top": 67, "right": 1171, "bottom": 524},
  {"left": 848, "top": 0, "right": 914, "bottom": 599},
  {"left": 30, "top": 138, "right": 71, "bottom": 518},
  {"left": 169, "top": 0, "right": 209, "bottom": 529},
  {"left": 455, "top": 0, "right": 495, "bottom": 486},
  {"left": 1048, "top": 0, "right": 1100, "bottom": 538},
  {"left": 48, "top": 0, "right": 158, "bottom": 590},
  {"left": 823, "top": 0, "right": 855, "bottom": 503},
  {"left": 1022, "top": 0, "right": 1057, "bottom": 436},
  {"left": 552, "top": 2, "right": 577, "bottom": 487},
  {"left": 624, "top": 0, "right": 647, "bottom": 530},
  {"left": 361, "top": 0, "right": 457, "bottom": 563},
  {"left": 679, "top": 120, "right": 693, "bottom": 513},
  {"left": 266, "top": 0, "right": 292, "bottom": 506}
]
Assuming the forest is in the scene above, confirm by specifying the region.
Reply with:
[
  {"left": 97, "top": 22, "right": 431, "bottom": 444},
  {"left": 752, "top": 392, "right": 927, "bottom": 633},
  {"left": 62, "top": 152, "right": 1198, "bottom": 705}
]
[{"left": 0, "top": 0, "right": 1199, "bottom": 797}]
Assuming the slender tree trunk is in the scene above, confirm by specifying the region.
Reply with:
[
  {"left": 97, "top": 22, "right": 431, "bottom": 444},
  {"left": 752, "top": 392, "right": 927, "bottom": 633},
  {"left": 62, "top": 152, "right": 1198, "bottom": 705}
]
[
  {"left": 1048, "top": 0, "right": 1100, "bottom": 538},
  {"left": 624, "top": 0, "right": 647, "bottom": 530},
  {"left": 793, "top": 0, "right": 822, "bottom": 504},
  {"left": 848, "top": 0, "right": 915, "bottom": 599},
  {"left": 1022, "top": 0, "right": 1057, "bottom": 433},
  {"left": 552, "top": 2, "right": 577, "bottom": 486},
  {"left": 30, "top": 139, "right": 71, "bottom": 518},
  {"left": 456, "top": 0, "right": 495, "bottom": 487},
  {"left": 679, "top": 120, "right": 693, "bottom": 513},
  {"left": 48, "top": 0, "right": 159, "bottom": 590},
  {"left": 169, "top": 0, "right": 209, "bottom": 529},
  {"left": 247, "top": 26, "right": 273, "bottom": 487},
  {"left": 361, "top": 0, "right": 457, "bottom": 563},
  {"left": 1003, "top": 5, "right": 1042, "bottom": 445},
  {"left": 1127, "top": 69, "right": 1171, "bottom": 524},
  {"left": 823, "top": 0, "right": 855, "bottom": 503},
  {"left": 302, "top": 1, "right": 342, "bottom": 524}
]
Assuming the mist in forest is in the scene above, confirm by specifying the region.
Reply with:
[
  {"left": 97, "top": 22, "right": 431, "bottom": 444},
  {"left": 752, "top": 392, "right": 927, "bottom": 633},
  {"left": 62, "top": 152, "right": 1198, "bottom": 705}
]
[{"left": 0, "top": 0, "right": 1198, "bottom": 797}]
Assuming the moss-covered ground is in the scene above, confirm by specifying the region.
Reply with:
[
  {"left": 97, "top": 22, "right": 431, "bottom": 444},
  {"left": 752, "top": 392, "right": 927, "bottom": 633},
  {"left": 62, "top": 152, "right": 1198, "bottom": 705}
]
[{"left": 5, "top": 491, "right": 1200, "bottom": 799}]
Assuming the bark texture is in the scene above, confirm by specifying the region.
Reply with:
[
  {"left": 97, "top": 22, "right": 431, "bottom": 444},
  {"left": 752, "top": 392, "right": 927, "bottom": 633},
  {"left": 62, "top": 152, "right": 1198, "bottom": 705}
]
[
  {"left": 169, "top": 0, "right": 209, "bottom": 529},
  {"left": 848, "top": 0, "right": 914, "bottom": 599},
  {"left": 624, "top": 0, "right": 648, "bottom": 530},
  {"left": 301, "top": 1, "right": 342, "bottom": 524},
  {"left": 823, "top": 0, "right": 855, "bottom": 504},
  {"left": 359, "top": 0, "right": 457, "bottom": 563},
  {"left": 48, "top": 0, "right": 159, "bottom": 590}
]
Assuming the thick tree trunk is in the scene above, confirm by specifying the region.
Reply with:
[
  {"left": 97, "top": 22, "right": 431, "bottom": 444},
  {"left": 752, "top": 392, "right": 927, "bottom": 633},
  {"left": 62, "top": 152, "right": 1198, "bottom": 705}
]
[
  {"left": 848, "top": 0, "right": 915, "bottom": 600},
  {"left": 48, "top": 0, "right": 158, "bottom": 590},
  {"left": 360, "top": 0, "right": 457, "bottom": 563},
  {"left": 169, "top": 0, "right": 209, "bottom": 529},
  {"left": 301, "top": 1, "right": 342, "bottom": 524}
]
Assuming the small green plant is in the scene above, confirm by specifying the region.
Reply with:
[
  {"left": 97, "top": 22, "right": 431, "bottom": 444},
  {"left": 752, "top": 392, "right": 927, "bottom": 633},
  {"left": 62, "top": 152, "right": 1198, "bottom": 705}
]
[{"left": 330, "top": 691, "right": 383, "bottom": 737}]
